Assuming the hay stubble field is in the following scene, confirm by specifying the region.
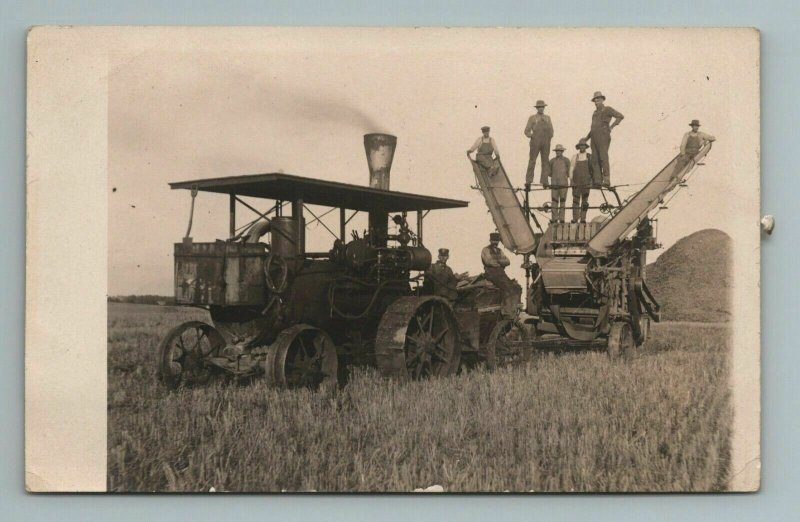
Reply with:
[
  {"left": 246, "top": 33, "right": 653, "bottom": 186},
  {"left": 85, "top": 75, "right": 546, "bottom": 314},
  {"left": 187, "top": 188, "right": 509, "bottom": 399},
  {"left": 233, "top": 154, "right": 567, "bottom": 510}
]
[{"left": 108, "top": 302, "right": 731, "bottom": 492}]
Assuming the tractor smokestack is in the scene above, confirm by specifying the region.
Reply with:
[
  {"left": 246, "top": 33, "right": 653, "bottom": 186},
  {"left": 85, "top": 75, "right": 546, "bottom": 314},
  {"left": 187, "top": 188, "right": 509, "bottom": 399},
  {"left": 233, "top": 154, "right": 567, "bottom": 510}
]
[{"left": 364, "top": 133, "right": 397, "bottom": 191}]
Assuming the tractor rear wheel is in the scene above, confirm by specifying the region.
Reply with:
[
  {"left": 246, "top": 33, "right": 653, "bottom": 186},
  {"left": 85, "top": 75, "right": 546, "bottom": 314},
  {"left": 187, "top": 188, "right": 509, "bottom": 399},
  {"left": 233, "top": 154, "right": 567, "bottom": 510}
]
[
  {"left": 263, "top": 324, "right": 338, "bottom": 389},
  {"left": 375, "top": 296, "right": 461, "bottom": 380},
  {"left": 485, "top": 318, "right": 531, "bottom": 370},
  {"left": 607, "top": 321, "right": 635, "bottom": 361},
  {"left": 157, "top": 321, "right": 226, "bottom": 389}
]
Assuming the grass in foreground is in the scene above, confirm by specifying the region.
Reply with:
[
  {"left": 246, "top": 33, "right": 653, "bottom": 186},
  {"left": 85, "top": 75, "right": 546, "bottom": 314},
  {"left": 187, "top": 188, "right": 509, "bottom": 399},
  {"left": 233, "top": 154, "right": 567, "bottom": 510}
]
[{"left": 108, "top": 303, "right": 731, "bottom": 492}]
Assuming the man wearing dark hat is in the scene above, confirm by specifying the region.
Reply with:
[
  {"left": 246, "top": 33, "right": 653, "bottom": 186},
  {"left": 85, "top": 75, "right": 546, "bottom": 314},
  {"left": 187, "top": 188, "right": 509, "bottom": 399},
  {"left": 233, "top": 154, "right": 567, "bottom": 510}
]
[
  {"left": 584, "top": 91, "right": 624, "bottom": 187},
  {"left": 680, "top": 120, "right": 716, "bottom": 159},
  {"left": 481, "top": 232, "right": 521, "bottom": 317},
  {"left": 524, "top": 100, "right": 554, "bottom": 190},
  {"left": 546, "top": 144, "right": 571, "bottom": 223},
  {"left": 467, "top": 126, "right": 501, "bottom": 177},
  {"left": 569, "top": 138, "right": 593, "bottom": 223},
  {"left": 426, "top": 248, "right": 459, "bottom": 301}
]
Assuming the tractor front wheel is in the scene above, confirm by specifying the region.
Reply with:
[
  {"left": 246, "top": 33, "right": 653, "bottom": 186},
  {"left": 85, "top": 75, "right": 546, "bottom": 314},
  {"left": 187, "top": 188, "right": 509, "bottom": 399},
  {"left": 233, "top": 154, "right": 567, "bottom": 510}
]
[
  {"left": 263, "top": 325, "right": 338, "bottom": 389},
  {"left": 157, "top": 321, "right": 226, "bottom": 389}
]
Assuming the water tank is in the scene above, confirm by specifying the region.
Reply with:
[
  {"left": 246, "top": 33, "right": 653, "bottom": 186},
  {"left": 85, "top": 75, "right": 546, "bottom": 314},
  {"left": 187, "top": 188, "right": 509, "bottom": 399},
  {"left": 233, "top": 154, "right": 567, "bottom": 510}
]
[{"left": 271, "top": 216, "right": 304, "bottom": 257}]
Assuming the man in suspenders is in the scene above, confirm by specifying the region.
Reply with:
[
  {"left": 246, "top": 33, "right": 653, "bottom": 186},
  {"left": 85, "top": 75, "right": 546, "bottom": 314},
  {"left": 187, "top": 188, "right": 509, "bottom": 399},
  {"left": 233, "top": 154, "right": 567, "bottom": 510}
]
[
  {"left": 467, "top": 126, "right": 501, "bottom": 177},
  {"left": 546, "top": 144, "right": 570, "bottom": 224},
  {"left": 681, "top": 120, "right": 715, "bottom": 158},
  {"left": 570, "top": 138, "right": 593, "bottom": 223},
  {"left": 585, "top": 91, "right": 624, "bottom": 187}
]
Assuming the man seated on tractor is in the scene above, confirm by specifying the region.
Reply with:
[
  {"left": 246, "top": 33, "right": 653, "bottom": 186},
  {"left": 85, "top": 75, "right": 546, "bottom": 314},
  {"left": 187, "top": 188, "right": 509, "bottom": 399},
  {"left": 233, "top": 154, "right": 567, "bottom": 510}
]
[
  {"left": 481, "top": 232, "right": 521, "bottom": 317},
  {"left": 425, "top": 248, "right": 459, "bottom": 301}
]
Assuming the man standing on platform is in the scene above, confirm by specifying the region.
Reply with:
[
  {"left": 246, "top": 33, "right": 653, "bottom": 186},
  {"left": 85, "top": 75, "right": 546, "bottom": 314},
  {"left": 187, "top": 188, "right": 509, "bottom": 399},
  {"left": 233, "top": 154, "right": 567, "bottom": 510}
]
[
  {"left": 524, "top": 100, "right": 554, "bottom": 191},
  {"left": 570, "top": 138, "right": 593, "bottom": 223},
  {"left": 585, "top": 91, "right": 623, "bottom": 187},
  {"left": 546, "top": 144, "right": 570, "bottom": 224},
  {"left": 481, "top": 232, "right": 521, "bottom": 318}
]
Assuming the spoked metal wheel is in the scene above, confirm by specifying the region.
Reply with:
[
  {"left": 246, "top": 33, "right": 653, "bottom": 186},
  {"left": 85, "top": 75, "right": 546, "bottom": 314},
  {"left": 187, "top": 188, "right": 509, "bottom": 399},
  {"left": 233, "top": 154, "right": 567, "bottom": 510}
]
[
  {"left": 607, "top": 321, "right": 635, "bottom": 361},
  {"left": 264, "top": 324, "right": 338, "bottom": 389},
  {"left": 375, "top": 296, "right": 461, "bottom": 380},
  {"left": 485, "top": 318, "right": 531, "bottom": 370},
  {"left": 157, "top": 321, "right": 226, "bottom": 389}
]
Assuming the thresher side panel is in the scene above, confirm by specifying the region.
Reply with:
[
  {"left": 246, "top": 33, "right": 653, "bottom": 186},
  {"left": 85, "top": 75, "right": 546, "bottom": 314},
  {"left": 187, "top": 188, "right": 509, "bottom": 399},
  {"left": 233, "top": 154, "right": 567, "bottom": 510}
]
[{"left": 539, "top": 258, "right": 588, "bottom": 294}]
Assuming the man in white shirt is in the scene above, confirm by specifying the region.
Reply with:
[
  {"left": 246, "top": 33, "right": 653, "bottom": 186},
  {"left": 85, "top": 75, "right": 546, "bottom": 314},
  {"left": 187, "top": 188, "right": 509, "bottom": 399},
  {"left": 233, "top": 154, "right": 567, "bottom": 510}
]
[{"left": 467, "top": 126, "right": 501, "bottom": 177}]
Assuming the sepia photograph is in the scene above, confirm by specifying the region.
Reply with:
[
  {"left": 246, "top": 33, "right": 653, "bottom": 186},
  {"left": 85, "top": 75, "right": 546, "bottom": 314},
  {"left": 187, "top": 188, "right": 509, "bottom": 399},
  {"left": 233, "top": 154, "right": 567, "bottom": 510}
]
[{"left": 26, "top": 26, "right": 760, "bottom": 493}]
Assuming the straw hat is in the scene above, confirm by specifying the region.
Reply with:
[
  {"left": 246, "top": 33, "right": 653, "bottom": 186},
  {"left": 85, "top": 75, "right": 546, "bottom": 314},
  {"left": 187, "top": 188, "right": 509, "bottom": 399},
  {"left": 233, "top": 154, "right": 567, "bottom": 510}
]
[{"left": 591, "top": 91, "right": 606, "bottom": 101}]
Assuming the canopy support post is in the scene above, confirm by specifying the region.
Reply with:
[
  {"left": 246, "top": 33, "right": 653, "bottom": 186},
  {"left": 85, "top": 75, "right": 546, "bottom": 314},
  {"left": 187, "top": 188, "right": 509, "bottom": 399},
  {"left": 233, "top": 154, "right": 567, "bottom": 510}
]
[{"left": 229, "top": 194, "right": 235, "bottom": 239}]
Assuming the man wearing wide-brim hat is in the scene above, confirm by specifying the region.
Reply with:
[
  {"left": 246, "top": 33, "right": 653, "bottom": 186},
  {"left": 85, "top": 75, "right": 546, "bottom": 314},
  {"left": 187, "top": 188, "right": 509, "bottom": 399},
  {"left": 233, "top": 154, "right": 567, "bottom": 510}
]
[
  {"left": 426, "top": 248, "right": 458, "bottom": 301},
  {"left": 524, "top": 99, "right": 554, "bottom": 190},
  {"left": 583, "top": 91, "right": 624, "bottom": 187},
  {"left": 680, "top": 120, "right": 716, "bottom": 159},
  {"left": 545, "top": 144, "right": 571, "bottom": 223},
  {"left": 569, "top": 138, "right": 593, "bottom": 223}
]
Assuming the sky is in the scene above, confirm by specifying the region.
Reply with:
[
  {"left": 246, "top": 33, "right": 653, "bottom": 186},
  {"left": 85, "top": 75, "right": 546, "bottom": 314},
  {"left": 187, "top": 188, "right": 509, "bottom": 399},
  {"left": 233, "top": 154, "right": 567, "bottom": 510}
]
[{"left": 108, "top": 28, "right": 759, "bottom": 295}]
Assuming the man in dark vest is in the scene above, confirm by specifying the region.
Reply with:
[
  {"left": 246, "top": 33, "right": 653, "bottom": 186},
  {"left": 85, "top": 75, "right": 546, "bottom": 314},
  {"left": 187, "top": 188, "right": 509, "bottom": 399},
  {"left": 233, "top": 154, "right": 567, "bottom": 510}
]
[
  {"left": 467, "top": 126, "right": 501, "bottom": 177},
  {"left": 524, "top": 100, "right": 554, "bottom": 190},
  {"left": 427, "top": 248, "right": 459, "bottom": 301},
  {"left": 481, "top": 232, "right": 521, "bottom": 318},
  {"left": 546, "top": 144, "right": 570, "bottom": 223},
  {"left": 584, "top": 91, "right": 624, "bottom": 187},
  {"left": 570, "top": 138, "right": 593, "bottom": 223}
]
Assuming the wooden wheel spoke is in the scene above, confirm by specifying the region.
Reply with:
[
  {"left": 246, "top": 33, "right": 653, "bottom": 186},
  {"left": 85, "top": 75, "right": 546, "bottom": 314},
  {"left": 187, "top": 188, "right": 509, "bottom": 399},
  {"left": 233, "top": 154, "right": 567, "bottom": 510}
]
[
  {"left": 434, "top": 326, "right": 450, "bottom": 343},
  {"left": 415, "top": 314, "right": 429, "bottom": 334},
  {"left": 297, "top": 337, "right": 310, "bottom": 359},
  {"left": 406, "top": 347, "right": 422, "bottom": 367}
]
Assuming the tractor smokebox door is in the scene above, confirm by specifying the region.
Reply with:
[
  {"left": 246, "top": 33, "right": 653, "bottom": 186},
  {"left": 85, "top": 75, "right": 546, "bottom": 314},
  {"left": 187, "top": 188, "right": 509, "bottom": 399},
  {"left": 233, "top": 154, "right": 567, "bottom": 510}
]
[{"left": 174, "top": 241, "right": 267, "bottom": 305}]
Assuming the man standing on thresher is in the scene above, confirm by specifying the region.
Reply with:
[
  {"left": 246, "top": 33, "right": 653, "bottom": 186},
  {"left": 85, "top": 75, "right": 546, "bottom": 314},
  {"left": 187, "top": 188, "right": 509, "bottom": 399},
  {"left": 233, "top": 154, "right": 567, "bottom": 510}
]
[
  {"left": 570, "top": 138, "right": 593, "bottom": 223},
  {"left": 481, "top": 232, "right": 521, "bottom": 318},
  {"left": 426, "top": 248, "right": 459, "bottom": 301},
  {"left": 467, "top": 126, "right": 501, "bottom": 177},
  {"left": 524, "top": 99, "right": 554, "bottom": 191},
  {"left": 546, "top": 144, "right": 570, "bottom": 224},
  {"left": 584, "top": 91, "right": 624, "bottom": 187}
]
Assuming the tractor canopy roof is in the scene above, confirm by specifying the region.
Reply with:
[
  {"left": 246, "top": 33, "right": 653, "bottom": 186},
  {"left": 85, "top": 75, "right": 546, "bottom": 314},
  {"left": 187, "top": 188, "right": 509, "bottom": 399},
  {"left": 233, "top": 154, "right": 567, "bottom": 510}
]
[{"left": 170, "top": 172, "right": 468, "bottom": 213}]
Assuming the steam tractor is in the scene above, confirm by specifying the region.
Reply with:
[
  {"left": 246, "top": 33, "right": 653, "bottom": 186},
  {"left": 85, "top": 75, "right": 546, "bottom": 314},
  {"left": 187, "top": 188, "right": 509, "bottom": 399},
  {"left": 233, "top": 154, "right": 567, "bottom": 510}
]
[
  {"left": 158, "top": 134, "right": 478, "bottom": 389},
  {"left": 471, "top": 140, "right": 714, "bottom": 359}
]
